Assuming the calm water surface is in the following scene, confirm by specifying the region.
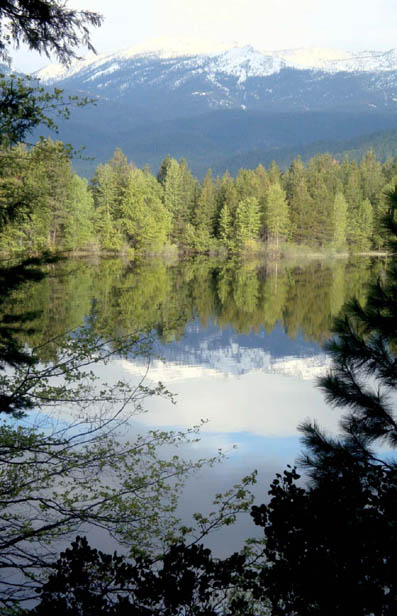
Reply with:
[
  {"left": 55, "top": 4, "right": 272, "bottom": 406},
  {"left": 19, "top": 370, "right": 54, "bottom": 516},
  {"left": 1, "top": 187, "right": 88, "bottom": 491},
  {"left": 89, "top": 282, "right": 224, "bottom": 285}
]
[{"left": 10, "top": 255, "right": 383, "bottom": 553}]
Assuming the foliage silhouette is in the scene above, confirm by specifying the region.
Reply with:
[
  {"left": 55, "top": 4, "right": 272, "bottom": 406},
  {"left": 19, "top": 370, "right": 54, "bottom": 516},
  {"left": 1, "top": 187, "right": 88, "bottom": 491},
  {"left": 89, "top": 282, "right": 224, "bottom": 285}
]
[
  {"left": 0, "top": 0, "right": 102, "bottom": 64},
  {"left": 31, "top": 535, "right": 262, "bottom": 616},
  {"left": 251, "top": 190, "right": 397, "bottom": 615}
]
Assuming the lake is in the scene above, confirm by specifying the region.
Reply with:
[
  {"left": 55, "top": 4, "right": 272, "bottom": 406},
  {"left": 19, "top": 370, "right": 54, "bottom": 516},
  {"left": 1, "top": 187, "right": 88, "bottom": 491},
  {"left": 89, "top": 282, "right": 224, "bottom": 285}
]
[{"left": 9, "top": 254, "right": 383, "bottom": 555}]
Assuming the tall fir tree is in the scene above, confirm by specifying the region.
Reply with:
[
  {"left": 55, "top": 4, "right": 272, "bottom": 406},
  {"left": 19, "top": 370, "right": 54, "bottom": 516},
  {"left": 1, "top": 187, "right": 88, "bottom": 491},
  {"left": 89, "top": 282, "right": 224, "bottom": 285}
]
[
  {"left": 234, "top": 196, "right": 261, "bottom": 248},
  {"left": 285, "top": 156, "right": 314, "bottom": 245},
  {"left": 162, "top": 158, "right": 185, "bottom": 243},
  {"left": 331, "top": 192, "right": 348, "bottom": 251},
  {"left": 121, "top": 168, "right": 171, "bottom": 251},
  {"left": 264, "top": 183, "right": 290, "bottom": 247}
]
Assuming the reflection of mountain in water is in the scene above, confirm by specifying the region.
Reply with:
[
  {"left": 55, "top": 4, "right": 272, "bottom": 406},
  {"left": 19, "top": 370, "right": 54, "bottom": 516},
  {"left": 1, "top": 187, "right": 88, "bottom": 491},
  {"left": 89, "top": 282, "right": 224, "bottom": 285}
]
[{"left": 142, "top": 319, "right": 329, "bottom": 380}]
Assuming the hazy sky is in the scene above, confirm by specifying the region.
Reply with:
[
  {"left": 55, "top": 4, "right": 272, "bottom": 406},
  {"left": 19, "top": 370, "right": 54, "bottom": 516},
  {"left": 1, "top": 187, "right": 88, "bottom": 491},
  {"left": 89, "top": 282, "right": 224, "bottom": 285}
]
[{"left": 10, "top": 0, "right": 397, "bottom": 72}]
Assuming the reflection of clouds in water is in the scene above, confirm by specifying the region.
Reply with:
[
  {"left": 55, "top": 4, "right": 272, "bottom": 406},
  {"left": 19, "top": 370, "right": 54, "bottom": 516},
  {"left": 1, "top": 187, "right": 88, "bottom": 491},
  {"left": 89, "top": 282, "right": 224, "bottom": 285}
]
[
  {"left": 113, "top": 352, "right": 339, "bottom": 555},
  {"left": 22, "top": 353, "right": 341, "bottom": 557},
  {"left": 123, "top": 353, "right": 331, "bottom": 382},
  {"left": 120, "top": 358, "right": 340, "bottom": 439}
]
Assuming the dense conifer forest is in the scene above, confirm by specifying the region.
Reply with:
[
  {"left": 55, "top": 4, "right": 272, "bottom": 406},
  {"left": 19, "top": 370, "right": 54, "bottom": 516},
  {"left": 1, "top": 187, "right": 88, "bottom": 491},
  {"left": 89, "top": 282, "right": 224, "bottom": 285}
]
[{"left": 1, "top": 141, "right": 396, "bottom": 256}]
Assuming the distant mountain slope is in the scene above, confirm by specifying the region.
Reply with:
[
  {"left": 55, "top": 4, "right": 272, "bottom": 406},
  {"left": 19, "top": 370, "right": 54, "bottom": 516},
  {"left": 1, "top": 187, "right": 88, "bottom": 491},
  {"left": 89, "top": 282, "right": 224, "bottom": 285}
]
[
  {"left": 28, "top": 39, "right": 397, "bottom": 177},
  {"left": 59, "top": 108, "right": 397, "bottom": 178},
  {"left": 210, "top": 127, "right": 397, "bottom": 176}
]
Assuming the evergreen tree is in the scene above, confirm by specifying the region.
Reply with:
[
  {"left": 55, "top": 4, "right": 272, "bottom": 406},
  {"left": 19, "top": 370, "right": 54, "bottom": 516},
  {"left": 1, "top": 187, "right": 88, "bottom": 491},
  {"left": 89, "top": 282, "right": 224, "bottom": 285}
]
[
  {"left": 194, "top": 169, "right": 217, "bottom": 237},
  {"left": 107, "top": 147, "right": 134, "bottom": 216},
  {"left": 331, "top": 192, "right": 348, "bottom": 251},
  {"left": 268, "top": 160, "right": 282, "bottom": 185},
  {"left": 92, "top": 163, "right": 124, "bottom": 251},
  {"left": 218, "top": 203, "right": 232, "bottom": 248},
  {"left": 264, "top": 183, "right": 290, "bottom": 247},
  {"left": 254, "top": 164, "right": 270, "bottom": 220},
  {"left": 215, "top": 171, "right": 239, "bottom": 236},
  {"left": 285, "top": 157, "right": 314, "bottom": 245},
  {"left": 157, "top": 154, "right": 172, "bottom": 186},
  {"left": 359, "top": 150, "right": 384, "bottom": 206},
  {"left": 306, "top": 156, "right": 337, "bottom": 246},
  {"left": 0, "top": 144, "right": 44, "bottom": 252},
  {"left": 162, "top": 158, "right": 185, "bottom": 242},
  {"left": 62, "top": 175, "right": 95, "bottom": 251},
  {"left": 235, "top": 168, "right": 260, "bottom": 201},
  {"left": 179, "top": 158, "right": 198, "bottom": 225},
  {"left": 343, "top": 159, "right": 363, "bottom": 211},
  {"left": 234, "top": 196, "right": 261, "bottom": 248},
  {"left": 382, "top": 155, "right": 397, "bottom": 183},
  {"left": 121, "top": 168, "right": 171, "bottom": 251},
  {"left": 372, "top": 179, "right": 395, "bottom": 250},
  {"left": 348, "top": 198, "right": 373, "bottom": 252},
  {"left": 0, "top": 1, "right": 101, "bottom": 64},
  {"left": 31, "top": 139, "right": 73, "bottom": 247}
]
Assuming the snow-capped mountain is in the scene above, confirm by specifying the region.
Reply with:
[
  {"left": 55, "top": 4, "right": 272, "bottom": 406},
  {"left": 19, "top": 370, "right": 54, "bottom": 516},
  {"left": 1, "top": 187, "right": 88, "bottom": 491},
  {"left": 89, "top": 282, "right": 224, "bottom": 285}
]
[
  {"left": 35, "top": 39, "right": 397, "bottom": 86},
  {"left": 29, "top": 38, "right": 397, "bottom": 177},
  {"left": 32, "top": 37, "right": 397, "bottom": 120}
]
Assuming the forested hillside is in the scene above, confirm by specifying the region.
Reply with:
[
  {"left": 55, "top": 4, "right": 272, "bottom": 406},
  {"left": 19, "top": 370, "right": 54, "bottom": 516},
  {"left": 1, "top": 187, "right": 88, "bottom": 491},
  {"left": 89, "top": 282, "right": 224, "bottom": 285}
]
[
  {"left": 213, "top": 126, "right": 397, "bottom": 176},
  {"left": 1, "top": 143, "right": 395, "bottom": 256}
]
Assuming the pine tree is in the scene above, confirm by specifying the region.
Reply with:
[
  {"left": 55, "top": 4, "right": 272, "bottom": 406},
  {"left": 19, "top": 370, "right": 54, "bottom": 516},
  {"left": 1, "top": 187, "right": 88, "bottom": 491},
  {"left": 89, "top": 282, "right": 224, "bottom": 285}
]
[
  {"left": 359, "top": 150, "right": 384, "bottom": 206},
  {"left": 218, "top": 203, "right": 232, "bottom": 247},
  {"left": 234, "top": 197, "right": 261, "bottom": 248},
  {"left": 62, "top": 175, "right": 95, "bottom": 251},
  {"left": 235, "top": 168, "right": 260, "bottom": 201},
  {"left": 372, "top": 180, "right": 395, "bottom": 250},
  {"left": 157, "top": 154, "right": 172, "bottom": 186},
  {"left": 107, "top": 147, "right": 134, "bottom": 216},
  {"left": 92, "top": 163, "right": 124, "bottom": 251},
  {"left": 285, "top": 157, "right": 314, "bottom": 245},
  {"left": 331, "top": 192, "right": 348, "bottom": 251},
  {"left": 264, "top": 183, "right": 290, "bottom": 247},
  {"left": 179, "top": 158, "right": 198, "bottom": 225},
  {"left": 194, "top": 169, "right": 217, "bottom": 236},
  {"left": 30, "top": 139, "right": 72, "bottom": 247},
  {"left": 348, "top": 198, "right": 373, "bottom": 252},
  {"left": 306, "top": 156, "right": 338, "bottom": 246},
  {"left": 215, "top": 171, "right": 239, "bottom": 236},
  {"left": 162, "top": 158, "right": 185, "bottom": 242},
  {"left": 343, "top": 160, "right": 363, "bottom": 210},
  {"left": 268, "top": 160, "right": 283, "bottom": 185},
  {"left": 122, "top": 169, "right": 171, "bottom": 251},
  {"left": 254, "top": 164, "right": 270, "bottom": 221}
]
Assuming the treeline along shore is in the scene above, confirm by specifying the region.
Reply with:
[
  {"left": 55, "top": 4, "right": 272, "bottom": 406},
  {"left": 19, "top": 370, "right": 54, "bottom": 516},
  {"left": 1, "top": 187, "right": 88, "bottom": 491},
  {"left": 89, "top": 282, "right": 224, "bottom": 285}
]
[{"left": 1, "top": 141, "right": 396, "bottom": 256}]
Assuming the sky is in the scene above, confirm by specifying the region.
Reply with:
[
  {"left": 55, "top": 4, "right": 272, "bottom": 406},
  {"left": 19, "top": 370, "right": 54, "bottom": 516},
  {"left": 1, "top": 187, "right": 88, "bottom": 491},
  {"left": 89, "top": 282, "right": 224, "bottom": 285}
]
[{"left": 10, "top": 0, "right": 397, "bottom": 73}]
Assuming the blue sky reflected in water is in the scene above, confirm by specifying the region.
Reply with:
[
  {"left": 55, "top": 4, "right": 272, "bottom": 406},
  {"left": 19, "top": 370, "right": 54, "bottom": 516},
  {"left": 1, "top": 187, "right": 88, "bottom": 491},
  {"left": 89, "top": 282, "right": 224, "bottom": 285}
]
[{"left": 117, "top": 316, "right": 342, "bottom": 553}]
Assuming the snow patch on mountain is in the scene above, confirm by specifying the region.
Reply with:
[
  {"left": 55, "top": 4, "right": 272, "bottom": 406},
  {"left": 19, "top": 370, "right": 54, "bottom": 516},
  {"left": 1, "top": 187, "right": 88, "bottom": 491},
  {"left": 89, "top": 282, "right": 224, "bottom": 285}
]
[
  {"left": 34, "top": 38, "right": 397, "bottom": 87},
  {"left": 208, "top": 46, "right": 284, "bottom": 83}
]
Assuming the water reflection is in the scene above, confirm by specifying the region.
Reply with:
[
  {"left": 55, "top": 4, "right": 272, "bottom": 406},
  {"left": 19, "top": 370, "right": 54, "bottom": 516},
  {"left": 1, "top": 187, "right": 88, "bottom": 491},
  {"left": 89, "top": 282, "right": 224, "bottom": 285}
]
[
  {"left": 6, "top": 255, "right": 383, "bottom": 553},
  {"left": 6, "top": 256, "right": 381, "bottom": 445},
  {"left": 6, "top": 255, "right": 380, "bottom": 354}
]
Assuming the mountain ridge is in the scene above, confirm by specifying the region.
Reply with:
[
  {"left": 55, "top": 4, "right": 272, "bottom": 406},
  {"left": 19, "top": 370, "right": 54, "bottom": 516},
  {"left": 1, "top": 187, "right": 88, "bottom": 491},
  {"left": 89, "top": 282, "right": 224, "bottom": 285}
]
[
  {"left": 24, "top": 38, "right": 397, "bottom": 177},
  {"left": 35, "top": 39, "right": 397, "bottom": 84}
]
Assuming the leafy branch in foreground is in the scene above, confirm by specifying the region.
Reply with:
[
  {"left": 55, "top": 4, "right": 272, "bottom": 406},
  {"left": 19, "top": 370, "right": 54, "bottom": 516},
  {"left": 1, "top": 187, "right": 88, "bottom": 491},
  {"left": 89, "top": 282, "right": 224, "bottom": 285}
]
[
  {"left": 0, "top": 0, "right": 102, "bottom": 64},
  {"left": 0, "top": 73, "right": 96, "bottom": 149},
  {"left": 0, "top": 322, "right": 237, "bottom": 608}
]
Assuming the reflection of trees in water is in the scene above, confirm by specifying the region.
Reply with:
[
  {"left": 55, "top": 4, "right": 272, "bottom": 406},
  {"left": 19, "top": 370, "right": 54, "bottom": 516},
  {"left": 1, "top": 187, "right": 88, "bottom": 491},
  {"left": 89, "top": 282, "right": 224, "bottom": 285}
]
[{"left": 4, "top": 256, "right": 382, "bottom": 357}]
